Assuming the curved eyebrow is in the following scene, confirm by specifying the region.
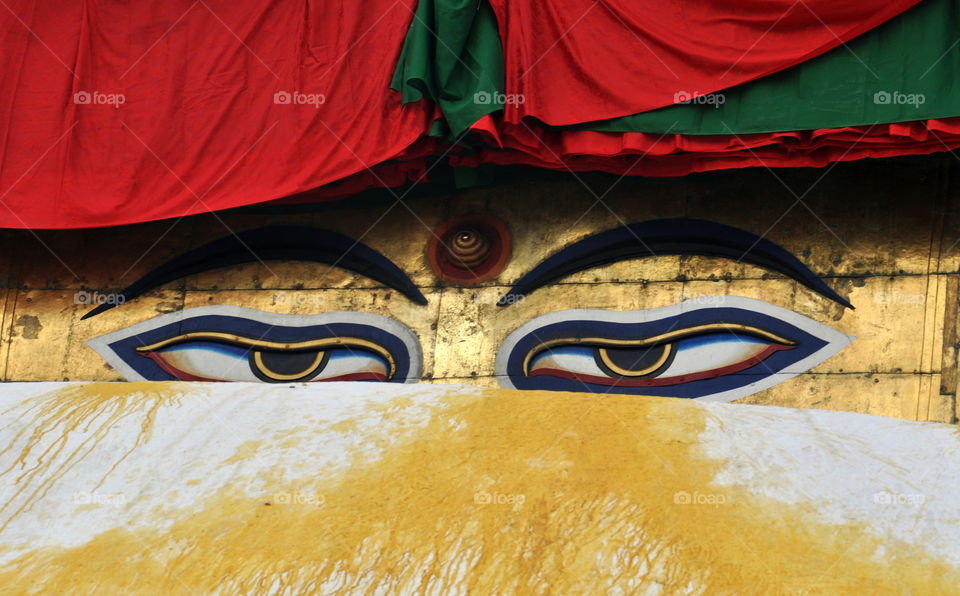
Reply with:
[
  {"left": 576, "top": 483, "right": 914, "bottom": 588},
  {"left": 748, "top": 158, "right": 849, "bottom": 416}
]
[
  {"left": 498, "top": 218, "right": 853, "bottom": 309},
  {"left": 82, "top": 226, "right": 427, "bottom": 319}
]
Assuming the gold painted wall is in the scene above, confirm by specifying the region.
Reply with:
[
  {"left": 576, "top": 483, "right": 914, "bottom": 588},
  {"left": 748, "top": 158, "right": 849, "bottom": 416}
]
[{"left": 1, "top": 159, "right": 958, "bottom": 422}]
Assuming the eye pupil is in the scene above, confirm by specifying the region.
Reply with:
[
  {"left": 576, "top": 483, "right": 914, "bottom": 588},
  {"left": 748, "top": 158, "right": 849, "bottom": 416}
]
[
  {"left": 596, "top": 344, "right": 674, "bottom": 377},
  {"left": 250, "top": 349, "right": 329, "bottom": 382}
]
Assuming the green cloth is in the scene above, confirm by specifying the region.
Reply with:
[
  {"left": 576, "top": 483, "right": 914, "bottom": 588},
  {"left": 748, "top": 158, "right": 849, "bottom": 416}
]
[
  {"left": 586, "top": 0, "right": 960, "bottom": 134},
  {"left": 393, "top": 0, "right": 960, "bottom": 135},
  {"left": 391, "top": 0, "right": 504, "bottom": 136}
]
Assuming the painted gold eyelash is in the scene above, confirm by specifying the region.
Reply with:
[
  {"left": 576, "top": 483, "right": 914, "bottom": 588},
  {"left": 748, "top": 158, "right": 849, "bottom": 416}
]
[
  {"left": 522, "top": 323, "right": 794, "bottom": 376},
  {"left": 135, "top": 332, "right": 396, "bottom": 379}
]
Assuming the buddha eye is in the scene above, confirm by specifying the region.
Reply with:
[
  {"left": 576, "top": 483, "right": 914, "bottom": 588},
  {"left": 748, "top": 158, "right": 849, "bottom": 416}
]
[
  {"left": 526, "top": 324, "right": 795, "bottom": 387},
  {"left": 495, "top": 297, "right": 853, "bottom": 402},
  {"left": 134, "top": 333, "right": 395, "bottom": 382},
  {"left": 87, "top": 306, "right": 422, "bottom": 383}
]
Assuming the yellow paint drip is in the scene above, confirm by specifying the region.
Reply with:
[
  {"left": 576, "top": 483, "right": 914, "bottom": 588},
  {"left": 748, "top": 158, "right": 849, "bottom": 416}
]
[
  {"left": 0, "top": 383, "right": 187, "bottom": 536},
  {"left": 0, "top": 385, "right": 956, "bottom": 594}
]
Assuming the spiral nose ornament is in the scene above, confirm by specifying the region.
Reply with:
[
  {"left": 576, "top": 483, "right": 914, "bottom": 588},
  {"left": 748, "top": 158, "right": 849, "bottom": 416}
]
[
  {"left": 428, "top": 215, "right": 511, "bottom": 285},
  {"left": 447, "top": 228, "right": 490, "bottom": 269}
]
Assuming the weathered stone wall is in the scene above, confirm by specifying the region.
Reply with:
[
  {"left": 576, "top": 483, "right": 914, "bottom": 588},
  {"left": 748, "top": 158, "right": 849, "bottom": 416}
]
[{"left": 1, "top": 159, "right": 957, "bottom": 421}]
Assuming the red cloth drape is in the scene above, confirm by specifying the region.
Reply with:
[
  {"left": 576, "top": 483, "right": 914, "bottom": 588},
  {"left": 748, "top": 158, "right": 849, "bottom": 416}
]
[
  {"left": 487, "top": 0, "right": 923, "bottom": 126},
  {"left": 0, "top": 0, "right": 433, "bottom": 228},
  {"left": 454, "top": 117, "right": 960, "bottom": 177},
  {"left": 0, "top": 0, "right": 953, "bottom": 230}
]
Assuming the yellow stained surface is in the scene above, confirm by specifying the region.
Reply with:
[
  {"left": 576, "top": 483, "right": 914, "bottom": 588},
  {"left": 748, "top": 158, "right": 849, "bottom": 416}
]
[
  {"left": 0, "top": 383, "right": 955, "bottom": 594},
  {"left": 0, "top": 383, "right": 179, "bottom": 536}
]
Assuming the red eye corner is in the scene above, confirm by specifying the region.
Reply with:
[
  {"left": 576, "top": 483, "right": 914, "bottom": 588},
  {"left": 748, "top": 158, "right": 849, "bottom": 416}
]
[{"left": 428, "top": 214, "right": 511, "bottom": 285}]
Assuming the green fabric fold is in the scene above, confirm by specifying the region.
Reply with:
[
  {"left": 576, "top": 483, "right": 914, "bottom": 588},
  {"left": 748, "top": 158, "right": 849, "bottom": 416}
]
[
  {"left": 393, "top": 0, "right": 960, "bottom": 135},
  {"left": 391, "top": 0, "right": 504, "bottom": 136},
  {"left": 584, "top": 0, "right": 960, "bottom": 134}
]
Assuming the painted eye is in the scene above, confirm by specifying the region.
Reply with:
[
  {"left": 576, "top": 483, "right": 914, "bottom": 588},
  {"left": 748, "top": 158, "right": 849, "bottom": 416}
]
[
  {"left": 527, "top": 325, "right": 794, "bottom": 386},
  {"left": 495, "top": 297, "right": 853, "bottom": 402},
  {"left": 87, "top": 306, "right": 422, "bottom": 383},
  {"left": 136, "top": 335, "right": 393, "bottom": 382}
]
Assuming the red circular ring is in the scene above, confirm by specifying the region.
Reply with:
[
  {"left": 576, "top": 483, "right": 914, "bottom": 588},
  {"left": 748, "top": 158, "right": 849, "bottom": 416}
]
[{"left": 428, "top": 215, "right": 511, "bottom": 285}]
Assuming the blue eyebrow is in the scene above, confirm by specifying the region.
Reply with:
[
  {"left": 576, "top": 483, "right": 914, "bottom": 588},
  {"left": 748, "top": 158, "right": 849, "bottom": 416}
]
[
  {"left": 82, "top": 226, "right": 427, "bottom": 319},
  {"left": 498, "top": 218, "right": 853, "bottom": 309}
]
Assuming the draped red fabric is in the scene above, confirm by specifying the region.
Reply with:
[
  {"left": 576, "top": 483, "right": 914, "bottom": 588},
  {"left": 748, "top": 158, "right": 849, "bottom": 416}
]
[
  {"left": 0, "top": 0, "right": 950, "bottom": 230},
  {"left": 265, "top": 137, "right": 440, "bottom": 206},
  {"left": 0, "top": 1, "right": 433, "bottom": 229},
  {"left": 487, "top": 0, "right": 924, "bottom": 126},
  {"left": 453, "top": 118, "right": 960, "bottom": 177}
]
